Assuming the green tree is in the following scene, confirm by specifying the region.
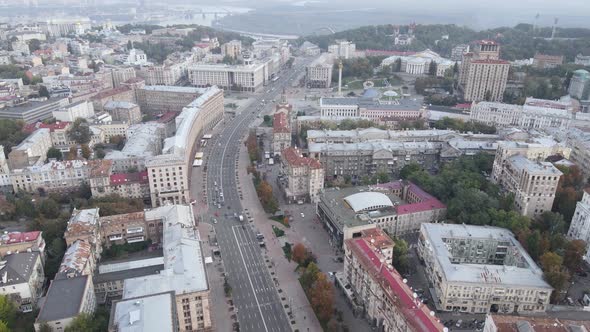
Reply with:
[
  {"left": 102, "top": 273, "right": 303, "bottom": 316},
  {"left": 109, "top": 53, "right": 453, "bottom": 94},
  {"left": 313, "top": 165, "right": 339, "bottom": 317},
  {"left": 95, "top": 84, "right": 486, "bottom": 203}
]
[
  {"left": 38, "top": 323, "right": 52, "bottom": 332},
  {"left": 0, "top": 320, "right": 10, "bottom": 332},
  {"left": 300, "top": 262, "right": 320, "bottom": 291},
  {"left": 27, "top": 38, "right": 41, "bottom": 52},
  {"left": 47, "top": 147, "right": 63, "bottom": 161},
  {"left": 65, "top": 313, "right": 94, "bottom": 332},
  {"left": 391, "top": 238, "right": 409, "bottom": 274},
  {"left": 263, "top": 115, "right": 272, "bottom": 126},
  {"left": 38, "top": 198, "right": 60, "bottom": 219},
  {"left": 0, "top": 295, "right": 16, "bottom": 328},
  {"left": 67, "top": 118, "right": 91, "bottom": 144},
  {"left": 428, "top": 61, "right": 438, "bottom": 76},
  {"left": 95, "top": 149, "right": 105, "bottom": 159},
  {"left": 39, "top": 85, "right": 50, "bottom": 98}
]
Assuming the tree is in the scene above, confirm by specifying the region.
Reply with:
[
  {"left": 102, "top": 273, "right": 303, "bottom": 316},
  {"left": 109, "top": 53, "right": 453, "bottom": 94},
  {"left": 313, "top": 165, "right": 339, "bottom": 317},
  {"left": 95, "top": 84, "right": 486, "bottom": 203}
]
[
  {"left": 392, "top": 238, "right": 409, "bottom": 274},
  {"left": 127, "top": 40, "right": 132, "bottom": 50},
  {"left": 0, "top": 320, "right": 10, "bottom": 332},
  {"left": 95, "top": 149, "right": 105, "bottom": 159},
  {"left": 563, "top": 240, "right": 587, "bottom": 273},
  {"left": 300, "top": 262, "right": 320, "bottom": 291},
  {"left": 292, "top": 243, "right": 309, "bottom": 266},
  {"left": 109, "top": 135, "right": 125, "bottom": 150},
  {"left": 428, "top": 61, "right": 438, "bottom": 76},
  {"left": 540, "top": 251, "right": 563, "bottom": 272},
  {"left": 47, "top": 147, "right": 63, "bottom": 161},
  {"left": 38, "top": 323, "right": 52, "bottom": 332},
  {"left": 309, "top": 273, "right": 334, "bottom": 326},
  {"left": 536, "top": 212, "right": 566, "bottom": 235},
  {"left": 39, "top": 85, "right": 50, "bottom": 98},
  {"left": 67, "top": 118, "right": 91, "bottom": 144},
  {"left": 81, "top": 144, "right": 92, "bottom": 159},
  {"left": 393, "top": 58, "right": 402, "bottom": 72},
  {"left": 65, "top": 313, "right": 94, "bottom": 332},
  {"left": 28, "top": 38, "right": 41, "bottom": 52},
  {"left": 38, "top": 198, "right": 60, "bottom": 219},
  {"left": 66, "top": 146, "right": 78, "bottom": 160},
  {"left": 263, "top": 115, "right": 272, "bottom": 126},
  {"left": 400, "top": 163, "right": 422, "bottom": 179},
  {"left": 0, "top": 295, "right": 16, "bottom": 328}
]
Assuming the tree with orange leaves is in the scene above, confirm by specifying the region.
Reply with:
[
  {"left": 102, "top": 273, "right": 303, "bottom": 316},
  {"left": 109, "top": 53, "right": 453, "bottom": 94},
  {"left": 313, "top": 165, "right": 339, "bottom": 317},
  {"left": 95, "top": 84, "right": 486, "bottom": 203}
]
[
  {"left": 292, "top": 243, "right": 308, "bottom": 266},
  {"left": 309, "top": 272, "right": 334, "bottom": 326}
]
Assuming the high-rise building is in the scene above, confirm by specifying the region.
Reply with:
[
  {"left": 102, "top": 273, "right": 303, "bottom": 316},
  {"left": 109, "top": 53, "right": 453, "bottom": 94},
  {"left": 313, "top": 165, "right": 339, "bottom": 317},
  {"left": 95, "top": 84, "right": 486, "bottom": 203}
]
[
  {"left": 567, "top": 190, "right": 590, "bottom": 263},
  {"left": 568, "top": 69, "right": 590, "bottom": 100},
  {"left": 460, "top": 40, "right": 509, "bottom": 102},
  {"left": 280, "top": 147, "right": 324, "bottom": 203},
  {"left": 220, "top": 40, "right": 242, "bottom": 59},
  {"left": 328, "top": 40, "right": 356, "bottom": 59},
  {"left": 305, "top": 53, "right": 333, "bottom": 88}
]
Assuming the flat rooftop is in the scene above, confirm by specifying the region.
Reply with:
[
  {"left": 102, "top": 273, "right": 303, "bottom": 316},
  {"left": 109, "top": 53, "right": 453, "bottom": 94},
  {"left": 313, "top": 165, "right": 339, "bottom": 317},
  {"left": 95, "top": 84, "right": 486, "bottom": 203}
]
[
  {"left": 420, "top": 223, "right": 551, "bottom": 289},
  {"left": 36, "top": 275, "right": 89, "bottom": 322},
  {"left": 140, "top": 85, "right": 204, "bottom": 94},
  {"left": 508, "top": 155, "right": 563, "bottom": 175},
  {"left": 110, "top": 292, "right": 175, "bottom": 332}
]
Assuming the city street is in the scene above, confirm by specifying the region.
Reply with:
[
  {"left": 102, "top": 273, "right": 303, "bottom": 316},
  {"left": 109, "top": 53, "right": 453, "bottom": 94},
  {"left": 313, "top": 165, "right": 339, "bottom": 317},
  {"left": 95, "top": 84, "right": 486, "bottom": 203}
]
[{"left": 191, "top": 56, "right": 316, "bottom": 332}]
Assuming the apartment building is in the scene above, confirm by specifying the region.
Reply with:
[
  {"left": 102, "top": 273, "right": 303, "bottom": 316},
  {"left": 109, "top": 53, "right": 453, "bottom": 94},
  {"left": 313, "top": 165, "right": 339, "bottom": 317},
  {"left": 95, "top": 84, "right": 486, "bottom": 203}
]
[
  {"left": 56, "top": 239, "right": 95, "bottom": 279},
  {"left": 99, "top": 210, "right": 163, "bottom": 248},
  {"left": 64, "top": 208, "right": 102, "bottom": 261},
  {"left": 90, "top": 171, "right": 150, "bottom": 201},
  {"left": 106, "top": 66, "right": 137, "bottom": 88},
  {"left": 418, "top": 223, "right": 552, "bottom": 314},
  {"left": 343, "top": 228, "right": 444, "bottom": 332},
  {"left": 308, "top": 140, "right": 441, "bottom": 178},
  {"left": 10, "top": 159, "right": 112, "bottom": 194},
  {"left": 451, "top": 44, "right": 470, "bottom": 61},
  {"left": 90, "top": 86, "right": 135, "bottom": 112},
  {"left": 272, "top": 112, "right": 291, "bottom": 155},
  {"left": 52, "top": 100, "right": 95, "bottom": 122},
  {"left": 460, "top": 40, "right": 509, "bottom": 102},
  {"left": 104, "top": 100, "right": 142, "bottom": 124},
  {"left": 8, "top": 128, "right": 52, "bottom": 169},
  {"left": 0, "top": 146, "right": 9, "bottom": 188},
  {"left": 567, "top": 190, "right": 590, "bottom": 263},
  {"left": 328, "top": 40, "right": 356, "bottom": 59},
  {"left": 188, "top": 62, "right": 267, "bottom": 92},
  {"left": 136, "top": 85, "right": 201, "bottom": 115},
  {"left": 148, "top": 87, "right": 224, "bottom": 206},
  {"left": 317, "top": 181, "right": 446, "bottom": 248},
  {"left": 34, "top": 275, "right": 96, "bottom": 331},
  {"left": 104, "top": 122, "right": 166, "bottom": 173},
  {"left": 280, "top": 147, "right": 324, "bottom": 203},
  {"left": 136, "top": 64, "right": 184, "bottom": 86},
  {"left": 491, "top": 140, "right": 564, "bottom": 218},
  {"left": 122, "top": 205, "right": 211, "bottom": 332},
  {"left": 0, "top": 231, "right": 45, "bottom": 258},
  {"left": 0, "top": 252, "right": 44, "bottom": 312},
  {"left": 568, "top": 69, "right": 590, "bottom": 100},
  {"left": 470, "top": 97, "right": 574, "bottom": 130},
  {"left": 307, "top": 128, "right": 456, "bottom": 144},
  {"left": 305, "top": 53, "right": 333, "bottom": 88},
  {"left": 221, "top": 40, "right": 242, "bottom": 59}
]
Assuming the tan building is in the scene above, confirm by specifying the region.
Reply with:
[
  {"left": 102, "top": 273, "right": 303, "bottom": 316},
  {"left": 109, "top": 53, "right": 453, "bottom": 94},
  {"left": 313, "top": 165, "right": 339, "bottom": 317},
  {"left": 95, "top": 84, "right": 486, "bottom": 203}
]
[
  {"left": 122, "top": 205, "right": 212, "bottom": 332},
  {"left": 136, "top": 85, "right": 202, "bottom": 115},
  {"left": 272, "top": 112, "right": 291, "bottom": 155},
  {"left": 147, "top": 87, "right": 224, "bottom": 206},
  {"left": 90, "top": 86, "right": 135, "bottom": 112},
  {"left": 8, "top": 128, "right": 52, "bottom": 169},
  {"left": 99, "top": 210, "right": 163, "bottom": 248},
  {"left": 495, "top": 155, "right": 562, "bottom": 218},
  {"left": 491, "top": 139, "right": 566, "bottom": 218},
  {"left": 104, "top": 101, "right": 142, "bottom": 124},
  {"left": 342, "top": 228, "right": 444, "bottom": 332},
  {"left": 533, "top": 53, "right": 564, "bottom": 69},
  {"left": 0, "top": 231, "right": 45, "bottom": 258},
  {"left": 90, "top": 170, "right": 150, "bottom": 201},
  {"left": 305, "top": 53, "right": 333, "bottom": 88},
  {"left": 105, "top": 66, "right": 136, "bottom": 88},
  {"left": 64, "top": 208, "right": 102, "bottom": 261},
  {"left": 187, "top": 62, "right": 268, "bottom": 92},
  {"left": 34, "top": 275, "right": 96, "bottom": 332},
  {"left": 460, "top": 40, "right": 509, "bottom": 102},
  {"left": 418, "top": 223, "right": 552, "bottom": 314},
  {"left": 136, "top": 64, "right": 184, "bottom": 86},
  {"left": 91, "top": 121, "right": 129, "bottom": 141},
  {"left": 221, "top": 40, "right": 242, "bottom": 59},
  {"left": 280, "top": 147, "right": 324, "bottom": 203},
  {"left": 10, "top": 159, "right": 112, "bottom": 194}
]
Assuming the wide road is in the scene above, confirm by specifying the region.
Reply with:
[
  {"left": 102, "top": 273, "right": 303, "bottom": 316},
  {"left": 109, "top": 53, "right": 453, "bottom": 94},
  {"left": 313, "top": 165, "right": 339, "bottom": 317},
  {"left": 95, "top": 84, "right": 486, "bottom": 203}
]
[{"left": 200, "top": 57, "right": 313, "bottom": 332}]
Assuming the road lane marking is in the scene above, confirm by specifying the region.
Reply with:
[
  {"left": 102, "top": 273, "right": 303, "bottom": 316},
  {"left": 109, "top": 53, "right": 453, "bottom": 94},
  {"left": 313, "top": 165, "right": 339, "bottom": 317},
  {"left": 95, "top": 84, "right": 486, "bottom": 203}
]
[{"left": 232, "top": 226, "right": 269, "bottom": 332}]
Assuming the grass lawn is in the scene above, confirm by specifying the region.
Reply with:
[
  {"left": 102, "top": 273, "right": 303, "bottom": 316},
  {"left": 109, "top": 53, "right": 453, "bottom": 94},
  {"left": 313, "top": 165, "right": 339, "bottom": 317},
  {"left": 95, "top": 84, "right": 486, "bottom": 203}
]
[{"left": 272, "top": 225, "right": 285, "bottom": 237}]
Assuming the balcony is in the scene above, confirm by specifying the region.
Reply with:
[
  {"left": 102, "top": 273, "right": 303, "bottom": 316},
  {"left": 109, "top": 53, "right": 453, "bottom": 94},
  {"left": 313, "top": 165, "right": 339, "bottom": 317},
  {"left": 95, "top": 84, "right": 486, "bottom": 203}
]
[
  {"left": 127, "top": 236, "right": 145, "bottom": 244},
  {"left": 108, "top": 234, "right": 123, "bottom": 241}
]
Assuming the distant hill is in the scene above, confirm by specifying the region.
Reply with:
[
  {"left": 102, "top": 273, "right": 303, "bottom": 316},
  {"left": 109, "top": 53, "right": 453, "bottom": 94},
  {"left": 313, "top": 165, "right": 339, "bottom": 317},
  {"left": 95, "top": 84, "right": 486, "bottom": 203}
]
[{"left": 300, "top": 24, "right": 590, "bottom": 61}]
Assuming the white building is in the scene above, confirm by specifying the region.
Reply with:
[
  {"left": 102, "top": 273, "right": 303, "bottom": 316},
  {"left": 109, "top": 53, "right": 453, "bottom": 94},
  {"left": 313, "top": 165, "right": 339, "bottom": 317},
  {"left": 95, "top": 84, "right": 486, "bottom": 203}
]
[
  {"left": 52, "top": 100, "right": 95, "bottom": 122},
  {"left": 0, "top": 252, "right": 44, "bottom": 312},
  {"left": 470, "top": 97, "right": 574, "bottom": 131},
  {"left": 7, "top": 128, "right": 52, "bottom": 169},
  {"left": 305, "top": 53, "right": 333, "bottom": 88},
  {"left": 418, "top": 223, "right": 552, "bottom": 314},
  {"left": 124, "top": 48, "right": 148, "bottom": 66},
  {"left": 187, "top": 62, "right": 267, "bottom": 92},
  {"left": 328, "top": 40, "right": 356, "bottom": 59},
  {"left": 136, "top": 63, "right": 184, "bottom": 86},
  {"left": 567, "top": 190, "right": 590, "bottom": 263},
  {"left": 46, "top": 18, "right": 91, "bottom": 36},
  {"left": 381, "top": 49, "right": 454, "bottom": 77},
  {"left": 575, "top": 54, "right": 590, "bottom": 67}
]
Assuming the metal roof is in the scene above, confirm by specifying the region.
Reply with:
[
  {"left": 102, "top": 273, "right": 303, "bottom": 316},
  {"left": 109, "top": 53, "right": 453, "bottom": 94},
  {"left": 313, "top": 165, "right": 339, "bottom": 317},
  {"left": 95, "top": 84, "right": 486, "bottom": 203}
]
[{"left": 344, "top": 192, "right": 393, "bottom": 212}]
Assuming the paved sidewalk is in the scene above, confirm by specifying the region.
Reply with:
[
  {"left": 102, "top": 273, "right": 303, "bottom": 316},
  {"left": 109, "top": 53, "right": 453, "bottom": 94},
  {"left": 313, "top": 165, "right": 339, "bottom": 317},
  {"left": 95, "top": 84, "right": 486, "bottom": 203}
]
[{"left": 236, "top": 142, "right": 322, "bottom": 332}]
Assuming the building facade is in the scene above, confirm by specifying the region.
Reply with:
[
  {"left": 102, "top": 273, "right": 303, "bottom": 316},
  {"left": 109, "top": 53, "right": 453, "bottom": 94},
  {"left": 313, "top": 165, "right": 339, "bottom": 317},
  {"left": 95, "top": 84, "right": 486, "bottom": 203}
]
[
  {"left": 567, "top": 190, "right": 590, "bottom": 263},
  {"left": 343, "top": 228, "right": 444, "bottom": 331},
  {"left": 272, "top": 112, "right": 291, "bottom": 155},
  {"left": 418, "top": 223, "right": 552, "bottom": 314},
  {"left": 280, "top": 147, "right": 324, "bottom": 203},
  {"left": 0, "top": 252, "right": 44, "bottom": 312},
  {"left": 569, "top": 69, "right": 590, "bottom": 100}
]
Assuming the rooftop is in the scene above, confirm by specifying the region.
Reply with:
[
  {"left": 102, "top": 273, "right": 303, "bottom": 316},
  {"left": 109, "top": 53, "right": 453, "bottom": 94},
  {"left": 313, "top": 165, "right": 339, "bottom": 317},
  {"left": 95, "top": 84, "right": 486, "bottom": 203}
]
[
  {"left": 23, "top": 121, "right": 69, "bottom": 133},
  {"left": 11, "top": 128, "right": 50, "bottom": 151},
  {"left": 308, "top": 140, "right": 440, "bottom": 153},
  {"left": 104, "top": 100, "right": 138, "bottom": 110},
  {"left": 140, "top": 85, "right": 203, "bottom": 94},
  {"left": 0, "top": 231, "right": 41, "bottom": 246},
  {"left": 91, "top": 86, "right": 131, "bottom": 100},
  {"left": 110, "top": 171, "right": 149, "bottom": 185},
  {"left": 66, "top": 208, "right": 100, "bottom": 236},
  {"left": 488, "top": 314, "right": 590, "bottom": 332},
  {"left": 123, "top": 205, "right": 208, "bottom": 298},
  {"left": 0, "top": 252, "right": 40, "bottom": 287},
  {"left": 56, "top": 240, "right": 92, "bottom": 278},
  {"left": 273, "top": 112, "right": 290, "bottom": 133},
  {"left": 282, "top": 147, "right": 322, "bottom": 169},
  {"left": 508, "top": 155, "right": 563, "bottom": 175},
  {"left": 420, "top": 223, "right": 551, "bottom": 288},
  {"left": 110, "top": 292, "right": 176, "bottom": 332},
  {"left": 471, "top": 59, "right": 510, "bottom": 64},
  {"left": 36, "top": 275, "right": 90, "bottom": 322},
  {"left": 346, "top": 231, "right": 444, "bottom": 331}
]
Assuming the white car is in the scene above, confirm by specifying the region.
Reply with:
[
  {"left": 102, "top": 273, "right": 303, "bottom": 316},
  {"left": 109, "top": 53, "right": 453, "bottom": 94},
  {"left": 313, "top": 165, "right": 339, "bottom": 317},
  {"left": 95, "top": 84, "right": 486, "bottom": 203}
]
[{"left": 300, "top": 213, "right": 305, "bottom": 218}]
